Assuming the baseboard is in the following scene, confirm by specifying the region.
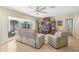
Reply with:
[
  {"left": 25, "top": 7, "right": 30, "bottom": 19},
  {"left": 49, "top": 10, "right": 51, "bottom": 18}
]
[
  {"left": 0, "top": 38, "right": 14, "bottom": 45},
  {"left": 72, "top": 36, "right": 79, "bottom": 40}
]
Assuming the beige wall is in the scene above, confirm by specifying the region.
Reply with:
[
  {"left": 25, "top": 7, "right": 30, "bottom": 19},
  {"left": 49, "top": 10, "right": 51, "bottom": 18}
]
[
  {"left": 54, "top": 16, "right": 73, "bottom": 31},
  {"left": 0, "top": 7, "right": 37, "bottom": 43},
  {"left": 54, "top": 15, "right": 79, "bottom": 39}
]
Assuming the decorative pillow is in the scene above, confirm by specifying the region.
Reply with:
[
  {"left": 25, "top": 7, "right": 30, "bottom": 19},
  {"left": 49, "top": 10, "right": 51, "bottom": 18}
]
[{"left": 55, "top": 31, "right": 62, "bottom": 37}]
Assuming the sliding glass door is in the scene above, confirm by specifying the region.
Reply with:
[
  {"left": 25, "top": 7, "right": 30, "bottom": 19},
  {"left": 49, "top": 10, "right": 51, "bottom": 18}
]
[{"left": 65, "top": 19, "right": 73, "bottom": 34}]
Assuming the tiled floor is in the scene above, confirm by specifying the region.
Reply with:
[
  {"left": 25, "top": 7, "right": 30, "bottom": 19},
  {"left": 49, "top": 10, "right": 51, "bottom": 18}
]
[{"left": 0, "top": 36, "right": 79, "bottom": 52}]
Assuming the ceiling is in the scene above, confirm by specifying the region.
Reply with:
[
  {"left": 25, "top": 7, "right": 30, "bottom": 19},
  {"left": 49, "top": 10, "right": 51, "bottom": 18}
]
[{"left": 4, "top": 6, "right": 79, "bottom": 18}]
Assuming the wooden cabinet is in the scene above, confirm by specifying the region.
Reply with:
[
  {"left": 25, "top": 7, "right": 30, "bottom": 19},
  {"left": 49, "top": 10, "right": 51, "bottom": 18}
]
[
  {"left": 36, "top": 18, "right": 56, "bottom": 34},
  {"left": 50, "top": 19, "right": 56, "bottom": 34}
]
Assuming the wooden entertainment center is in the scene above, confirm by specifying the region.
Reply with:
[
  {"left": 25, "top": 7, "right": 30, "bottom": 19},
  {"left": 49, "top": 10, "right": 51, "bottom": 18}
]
[
  {"left": 50, "top": 18, "right": 56, "bottom": 34},
  {"left": 36, "top": 17, "right": 56, "bottom": 34}
]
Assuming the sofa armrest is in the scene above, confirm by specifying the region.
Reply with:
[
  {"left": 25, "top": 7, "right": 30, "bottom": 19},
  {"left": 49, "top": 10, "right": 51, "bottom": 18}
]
[
  {"left": 35, "top": 34, "right": 45, "bottom": 48},
  {"left": 36, "top": 34, "right": 45, "bottom": 42}
]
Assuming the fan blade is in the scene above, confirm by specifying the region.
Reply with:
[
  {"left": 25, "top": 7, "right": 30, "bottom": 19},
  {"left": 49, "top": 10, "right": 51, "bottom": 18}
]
[
  {"left": 28, "top": 6, "right": 38, "bottom": 10},
  {"left": 38, "top": 7, "right": 47, "bottom": 11},
  {"left": 36, "top": 6, "right": 40, "bottom": 10},
  {"left": 38, "top": 11, "right": 47, "bottom": 13}
]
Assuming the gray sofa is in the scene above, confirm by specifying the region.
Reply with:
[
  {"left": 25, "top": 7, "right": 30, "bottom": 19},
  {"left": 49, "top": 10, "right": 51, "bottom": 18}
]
[
  {"left": 15, "top": 29, "right": 45, "bottom": 48},
  {"left": 47, "top": 31, "right": 68, "bottom": 48}
]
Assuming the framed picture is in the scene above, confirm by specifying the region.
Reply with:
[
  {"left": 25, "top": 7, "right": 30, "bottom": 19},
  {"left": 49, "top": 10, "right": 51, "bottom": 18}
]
[{"left": 57, "top": 20, "right": 62, "bottom": 26}]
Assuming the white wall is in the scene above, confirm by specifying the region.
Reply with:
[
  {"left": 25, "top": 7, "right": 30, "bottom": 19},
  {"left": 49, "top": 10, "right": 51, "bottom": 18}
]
[
  {"left": 73, "top": 14, "right": 79, "bottom": 39},
  {"left": 0, "top": 15, "right": 8, "bottom": 43},
  {"left": 0, "top": 16, "right": 2, "bottom": 42}
]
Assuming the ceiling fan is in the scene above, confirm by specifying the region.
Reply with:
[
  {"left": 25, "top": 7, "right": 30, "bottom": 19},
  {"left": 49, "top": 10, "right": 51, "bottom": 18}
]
[
  {"left": 28, "top": 6, "right": 55, "bottom": 15},
  {"left": 35, "top": 6, "right": 47, "bottom": 13}
]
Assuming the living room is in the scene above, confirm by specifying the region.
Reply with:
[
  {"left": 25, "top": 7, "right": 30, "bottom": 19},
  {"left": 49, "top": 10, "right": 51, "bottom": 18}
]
[{"left": 0, "top": 6, "right": 79, "bottom": 51}]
